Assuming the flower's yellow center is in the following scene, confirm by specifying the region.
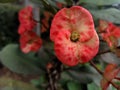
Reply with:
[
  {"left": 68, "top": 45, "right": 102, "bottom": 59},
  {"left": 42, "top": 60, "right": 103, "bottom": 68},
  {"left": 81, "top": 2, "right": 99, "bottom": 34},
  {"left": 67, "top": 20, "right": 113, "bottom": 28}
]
[{"left": 70, "top": 31, "right": 80, "bottom": 42}]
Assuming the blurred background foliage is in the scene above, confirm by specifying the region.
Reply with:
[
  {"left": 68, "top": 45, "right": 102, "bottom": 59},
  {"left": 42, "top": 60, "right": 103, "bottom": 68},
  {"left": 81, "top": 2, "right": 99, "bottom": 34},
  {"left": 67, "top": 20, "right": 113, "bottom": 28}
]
[
  {"left": 0, "top": 0, "right": 120, "bottom": 90},
  {"left": 0, "top": 3, "right": 20, "bottom": 49}
]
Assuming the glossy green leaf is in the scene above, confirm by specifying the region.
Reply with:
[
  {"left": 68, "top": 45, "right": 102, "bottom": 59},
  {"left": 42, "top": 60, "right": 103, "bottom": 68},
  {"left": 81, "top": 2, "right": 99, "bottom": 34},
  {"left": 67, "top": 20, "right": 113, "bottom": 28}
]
[
  {"left": 40, "top": 0, "right": 57, "bottom": 14},
  {"left": 67, "top": 70, "right": 92, "bottom": 84},
  {"left": 88, "top": 83, "right": 101, "bottom": 90},
  {"left": 90, "top": 8, "right": 120, "bottom": 24},
  {"left": 79, "top": 0, "right": 120, "bottom": 5},
  {"left": 100, "top": 53, "right": 120, "bottom": 64},
  {"left": 67, "top": 81, "right": 82, "bottom": 90},
  {"left": 62, "top": 66, "right": 100, "bottom": 84},
  {"left": 47, "top": 0, "right": 58, "bottom": 8},
  {"left": 0, "top": 77, "right": 39, "bottom": 90},
  {"left": 0, "top": 44, "right": 45, "bottom": 75}
]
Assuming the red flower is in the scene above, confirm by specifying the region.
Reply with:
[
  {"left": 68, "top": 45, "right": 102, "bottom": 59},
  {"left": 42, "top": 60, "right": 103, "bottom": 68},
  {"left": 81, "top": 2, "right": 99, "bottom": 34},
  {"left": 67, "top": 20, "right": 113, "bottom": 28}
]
[
  {"left": 50, "top": 6, "right": 99, "bottom": 66},
  {"left": 19, "top": 6, "right": 37, "bottom": 32},
  {"left": 18, "top": 25, "right": 27, "bottom": 34},
  {"left": 20, "top": 31, "right": 42, "bottom": 53},
  {"left": 99, "top": 20, "right": 120, "bottom": 48}
]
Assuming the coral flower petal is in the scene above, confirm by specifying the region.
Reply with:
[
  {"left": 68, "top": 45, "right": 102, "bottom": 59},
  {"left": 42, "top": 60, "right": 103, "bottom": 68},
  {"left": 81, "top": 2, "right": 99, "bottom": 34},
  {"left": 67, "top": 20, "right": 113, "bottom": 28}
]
[
  {"left": 54, "top": 30, "right": 99, "bottom": 66},
  {"left": 50, "top": 6, "right": 95, "bottom": 42}
]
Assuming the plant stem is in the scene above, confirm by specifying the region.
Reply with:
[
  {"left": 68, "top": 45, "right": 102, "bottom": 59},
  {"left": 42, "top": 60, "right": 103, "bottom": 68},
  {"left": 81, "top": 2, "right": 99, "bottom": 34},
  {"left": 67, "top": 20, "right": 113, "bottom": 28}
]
[
  {"left": 89, "top": 61, "right": 103, "bottom": 75},
  {"left": 115, "top": 77, "right": 120, "bottom": 80},
  {"left": 97, "top": 30, "right": 106, "bottom": 34},
  {"left": 98, "top": 46, "right": 120, "bottom": 55},
  {"left": 46, "top": 59, "right": 63, "bottom": 90}
]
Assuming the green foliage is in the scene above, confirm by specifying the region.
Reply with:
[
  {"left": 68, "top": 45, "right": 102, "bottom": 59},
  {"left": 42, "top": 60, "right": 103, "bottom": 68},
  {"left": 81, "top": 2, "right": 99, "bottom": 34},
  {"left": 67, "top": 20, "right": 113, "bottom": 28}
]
[
  {"left": 0, "top": 44, "right": 45, "bottom": 75},
  {"left": 0, "top": 76, "right": 39, "bottom": 90},
  {"left": 67, "top": 81, "right": 82, "bottom": 90},
  {"left": 0, "top": 0, "right": 120, "bottom": 90},
  {"left": 31, "top": 74, "right": 47, "bottom": 89},
  {"left": 79, "top": 0, "right": 120, "bottom": 5},
  {"left": 89, "top": 8, "right": 120, "bottom": 24},
  {"left": 0, "top": 0, "right": 16, "bottom": 3},
  {"left": 100, "top": 53, "right": 120, "bottom": 64},
  {"left": 87, "top": 83, "right": 101, "bottom": 90},
  {"left": 0, "top": 4, "right": 20, "bottom": 49}
]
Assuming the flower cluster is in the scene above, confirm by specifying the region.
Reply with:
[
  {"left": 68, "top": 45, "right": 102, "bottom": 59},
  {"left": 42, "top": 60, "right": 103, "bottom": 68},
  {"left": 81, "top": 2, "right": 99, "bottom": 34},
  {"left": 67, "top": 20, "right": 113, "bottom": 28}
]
[
  {"left": 50, "top": 6, "right": 99, "bottom": 66},
  {"left": 99, "top": 20, "right": 120, "bottom": 49},
  {"left": 18, "top": 6, "right": 42, "bottom": 53}
]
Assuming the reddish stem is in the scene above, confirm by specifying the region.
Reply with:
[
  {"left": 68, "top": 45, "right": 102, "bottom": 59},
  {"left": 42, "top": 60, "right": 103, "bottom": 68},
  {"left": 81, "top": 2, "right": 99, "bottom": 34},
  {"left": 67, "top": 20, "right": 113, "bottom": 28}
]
[
  {"left": 89, "top": 61, "right": 103, "bottom": 75},
  {"left": 115, "top": 77, "right": 120, "bottom": 81},
  {"left": 97, "top": 30, "right": 106, "bottom": 34}
]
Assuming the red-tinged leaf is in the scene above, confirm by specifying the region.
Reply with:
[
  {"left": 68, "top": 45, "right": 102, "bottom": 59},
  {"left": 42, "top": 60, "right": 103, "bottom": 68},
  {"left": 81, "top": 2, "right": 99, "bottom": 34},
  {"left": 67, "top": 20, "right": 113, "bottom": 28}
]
[
  {"left": 104, "top": 64, "right": 120, "bottom": 81},
  {"left": 104, "top": 64, "right": 117, "bottom": 74},
  {"left": 101, "top": 78, "right": 110, "bottom": 90},
  {"left": 101, "top": 64, "right": 120, "bottom": 90}
]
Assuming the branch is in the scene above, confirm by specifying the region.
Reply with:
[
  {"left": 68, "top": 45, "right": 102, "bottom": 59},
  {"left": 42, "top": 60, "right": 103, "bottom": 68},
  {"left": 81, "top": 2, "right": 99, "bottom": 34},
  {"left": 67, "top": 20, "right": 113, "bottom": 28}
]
[
  {"left": 115, "top": 77, "right": 120, "bottom": 81},
  {"left": 97, "top": 30, "right": 106, "bottom": 34},
  {"left": 89, "top": 61, "right": 103, "bottom": 75},
  {"left": 98, "top": 46, "right": 120, "bottom": 55}
]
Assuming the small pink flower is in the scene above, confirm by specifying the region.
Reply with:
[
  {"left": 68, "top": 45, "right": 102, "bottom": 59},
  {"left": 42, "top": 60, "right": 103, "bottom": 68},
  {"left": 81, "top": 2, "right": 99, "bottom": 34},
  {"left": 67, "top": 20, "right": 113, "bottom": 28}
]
[
  {"left": 18, "top": 6, "right": 36, "bottom": 32},
  {"left": 99, "top": 20, "right": 120, "bottom": 47},
  {"left": 20, "top": 31, "right": 42, "bottom": 53}
]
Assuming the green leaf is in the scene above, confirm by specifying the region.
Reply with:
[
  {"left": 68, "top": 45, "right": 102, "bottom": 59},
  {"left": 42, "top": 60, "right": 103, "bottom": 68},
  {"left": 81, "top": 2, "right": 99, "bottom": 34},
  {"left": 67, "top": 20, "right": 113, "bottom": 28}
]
[
  {"left": 0, "top": 44, "right": 45, "bottom": 75},
  {"left": 67, "top": 81, "right": 82, "bottom": 90},
  {"left": 55, "top": 0, "right": 66, "bottom": 4},
  {"left": 79, "top": 0, "right": 120, "bottom": 5},
  {"left": 0, "top": 0, "right": 16, "bottom": 3},
  {"left": 0, "top": 76, "right": 39, "bottom": 90},
  {"left": 47, "top": 0, "right": 58, "bottom": 8},
  {"left": 90, "top": 8, "right": 120, "bottom": 24},
  {"left": 31, "top": 74, "right": 47, "bottom": 87},
  {"left": 100, "top": 53, "right": 120, "bottom": 64},
  {"left": 88, "top": 83, "right": 101, "bottom": 90},
  {"left": 67, "top": 70, "right": 93, "bottom": 84},
  {"left": 40, "top": 0, "right": 57, "bottom": 14},
  {"left": 66, "top": 65, "right": 97, "bottom": 84},
  {"left": 64, "top": 0, "right": 73, "bottom": 6}
]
